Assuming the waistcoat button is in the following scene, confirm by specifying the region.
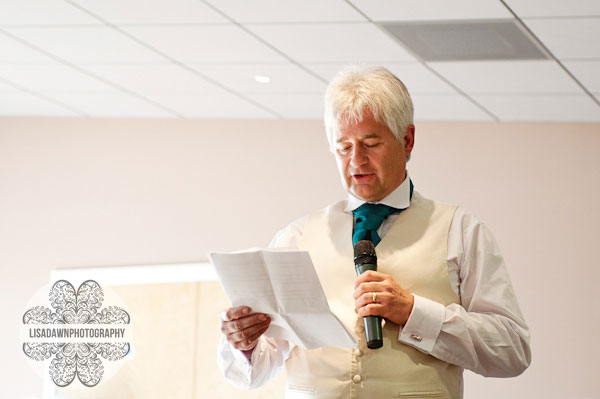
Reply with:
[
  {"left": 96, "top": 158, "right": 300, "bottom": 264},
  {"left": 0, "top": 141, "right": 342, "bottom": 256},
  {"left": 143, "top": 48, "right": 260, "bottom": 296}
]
[
  {"left": 355, "top": 349, "right": 363, "bottom": 357},
  {"left": 353, "top": 374, "right": 362, "bottom": 383}
]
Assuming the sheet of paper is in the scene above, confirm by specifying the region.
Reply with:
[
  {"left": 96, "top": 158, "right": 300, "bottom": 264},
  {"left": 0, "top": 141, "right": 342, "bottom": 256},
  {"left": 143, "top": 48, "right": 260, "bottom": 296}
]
[{"left": 209, "top": 248, "right": 357, "bottom": 350}]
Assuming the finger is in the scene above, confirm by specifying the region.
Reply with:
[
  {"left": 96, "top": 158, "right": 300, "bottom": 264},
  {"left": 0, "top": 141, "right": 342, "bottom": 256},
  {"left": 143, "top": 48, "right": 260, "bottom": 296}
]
[
  {"left": 227, "top": 319, "right": 271, "bottom": 343},
  {"left": 221, "top": 306, "right": 251, "bottom": 322},
  {"left": 355, "top": 291, "right": 386, "bottom": 309},
  {"left": 221, "top": 313, "right": 269, "bottom": 334},
  {"left": 231, "top": 323, "right": 270, "bottom": 351},
  {"left": 353, "top": 281, "right": 384, "bottom": 299},
  {"left": 357, "top": 303, "right": 385, "bottom": 318},
  {"left": 354, "top": 270, "right": 386, "bottom": 288},
  {"left": 247, "top": 323, "right": 270, "bottom": 343},
  {"left": 232, "top": 338, "right": 258, "bottom": 351},
  {"left": 227, "top": 320, "right": 268, "bottom": 349}
]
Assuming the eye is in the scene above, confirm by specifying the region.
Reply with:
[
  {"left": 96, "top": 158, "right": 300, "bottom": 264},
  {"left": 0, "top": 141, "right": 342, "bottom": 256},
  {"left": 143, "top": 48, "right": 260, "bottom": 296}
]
[
  {"left": 337, "top": 145, "right": 352, "bottom": 154},
  {"left": 365, "top": 142, "right": 381, "bottom": 148}
]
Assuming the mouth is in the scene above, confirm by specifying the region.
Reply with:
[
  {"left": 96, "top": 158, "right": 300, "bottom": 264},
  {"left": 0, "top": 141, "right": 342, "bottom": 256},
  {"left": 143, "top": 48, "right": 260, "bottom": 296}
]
[{"left": 352, "top": 173, "right": 375, "bottom": 182}]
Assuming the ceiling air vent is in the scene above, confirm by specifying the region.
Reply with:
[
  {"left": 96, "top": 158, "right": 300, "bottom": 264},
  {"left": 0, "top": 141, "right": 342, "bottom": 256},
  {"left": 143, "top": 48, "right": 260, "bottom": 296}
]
[{"left": 381, "top": 20, "right": 550, "bottom": 61}]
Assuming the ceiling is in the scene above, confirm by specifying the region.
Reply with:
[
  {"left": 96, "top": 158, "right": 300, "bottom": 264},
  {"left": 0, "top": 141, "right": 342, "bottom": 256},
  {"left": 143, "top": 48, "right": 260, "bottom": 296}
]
[{"left": 0, "top": 0, "right": 599, "bottom": 122}]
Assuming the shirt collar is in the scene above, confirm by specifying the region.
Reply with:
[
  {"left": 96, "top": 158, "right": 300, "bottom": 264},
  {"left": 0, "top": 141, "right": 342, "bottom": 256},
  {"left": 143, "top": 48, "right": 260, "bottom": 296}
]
[{"left": 344, "top": 171, "right": 412, "bottom": 213}]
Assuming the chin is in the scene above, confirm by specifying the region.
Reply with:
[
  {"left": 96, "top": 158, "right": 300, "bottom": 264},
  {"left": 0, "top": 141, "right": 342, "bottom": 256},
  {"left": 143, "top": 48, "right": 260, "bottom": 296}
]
[{"left": 352, "top": 190, "right": 375, "bottom": 202}]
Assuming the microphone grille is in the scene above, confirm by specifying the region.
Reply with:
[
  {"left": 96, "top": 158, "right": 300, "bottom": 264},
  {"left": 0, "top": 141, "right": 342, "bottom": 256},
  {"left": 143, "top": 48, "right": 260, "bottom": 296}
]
[{"left": 354, "top": 240, "right": 376, "bottom": 265}]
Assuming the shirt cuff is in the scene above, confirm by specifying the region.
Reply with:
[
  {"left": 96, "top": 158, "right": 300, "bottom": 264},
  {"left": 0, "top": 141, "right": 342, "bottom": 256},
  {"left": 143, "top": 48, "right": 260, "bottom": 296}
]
[
  {"left": 398, "top": 294, "right": 445, "bottom": 354},
  {"left": 229, "top": 344, "right": 253, "bottom": 368}
]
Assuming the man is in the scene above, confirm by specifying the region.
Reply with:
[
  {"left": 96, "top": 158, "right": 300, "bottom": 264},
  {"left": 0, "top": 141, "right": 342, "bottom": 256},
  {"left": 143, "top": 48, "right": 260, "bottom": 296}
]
[{"left": 218, "top": 66, "right": 531, "bottom": 398}]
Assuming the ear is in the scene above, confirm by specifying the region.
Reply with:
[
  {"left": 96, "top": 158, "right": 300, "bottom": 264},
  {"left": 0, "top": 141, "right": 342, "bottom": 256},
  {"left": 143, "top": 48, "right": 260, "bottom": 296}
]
[{"left": 403, "top": 125, "right": 415, "bottom": 156}]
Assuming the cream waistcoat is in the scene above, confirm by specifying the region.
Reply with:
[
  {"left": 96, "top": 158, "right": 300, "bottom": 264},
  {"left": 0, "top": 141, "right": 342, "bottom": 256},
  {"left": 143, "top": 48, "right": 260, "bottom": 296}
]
[{"left": 285, "top": 192, "right": 463, "bottom": 399}]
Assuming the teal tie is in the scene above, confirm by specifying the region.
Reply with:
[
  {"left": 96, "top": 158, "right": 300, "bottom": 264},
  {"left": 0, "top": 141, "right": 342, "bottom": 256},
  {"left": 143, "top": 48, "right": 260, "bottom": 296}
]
[
  {"left": 351, "top": 180, "right": 414, "bottom": 247},
  {"left": 352, "top": 203, "right": 399, "bottom": 247}
]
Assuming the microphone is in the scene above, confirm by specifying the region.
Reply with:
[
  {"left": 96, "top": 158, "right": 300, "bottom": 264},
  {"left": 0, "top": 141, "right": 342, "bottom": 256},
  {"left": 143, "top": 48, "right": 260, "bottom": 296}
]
[{"left": 354, "top": 240, "right": 383, "bottom": 349}]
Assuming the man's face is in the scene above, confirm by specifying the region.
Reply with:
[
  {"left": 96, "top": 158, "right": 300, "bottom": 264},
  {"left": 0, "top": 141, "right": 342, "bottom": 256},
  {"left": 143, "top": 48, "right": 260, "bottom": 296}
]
[{"left": 333, "top": 110, "right": 414, "bottom": 202}]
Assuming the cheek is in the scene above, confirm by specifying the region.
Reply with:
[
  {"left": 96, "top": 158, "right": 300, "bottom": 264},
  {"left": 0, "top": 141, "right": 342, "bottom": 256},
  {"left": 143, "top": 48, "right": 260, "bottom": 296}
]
[
  {"left": 335, "top": 156, "right": 350, "bottom": 174},
  {"left": 382, "top": 151, "right": 403, "bottom": 175}
]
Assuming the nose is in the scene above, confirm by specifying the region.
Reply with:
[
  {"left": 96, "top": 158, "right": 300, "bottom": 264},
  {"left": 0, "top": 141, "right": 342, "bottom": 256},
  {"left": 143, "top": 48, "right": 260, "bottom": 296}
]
[{"left": 350, "top": 145, "right": 367, "bottom": 168}]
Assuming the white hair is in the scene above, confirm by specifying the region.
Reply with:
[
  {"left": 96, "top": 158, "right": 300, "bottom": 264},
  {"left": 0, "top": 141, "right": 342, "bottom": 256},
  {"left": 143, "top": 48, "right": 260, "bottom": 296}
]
[{"left": 323, "top": 65, "right": 414, "bottom": 160}]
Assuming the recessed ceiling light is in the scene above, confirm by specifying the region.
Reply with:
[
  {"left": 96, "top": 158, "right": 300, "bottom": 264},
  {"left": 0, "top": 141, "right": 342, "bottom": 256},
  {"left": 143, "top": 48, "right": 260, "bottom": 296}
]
[{"left": 254, "top": 75, "right": 271, "bottom": 84}]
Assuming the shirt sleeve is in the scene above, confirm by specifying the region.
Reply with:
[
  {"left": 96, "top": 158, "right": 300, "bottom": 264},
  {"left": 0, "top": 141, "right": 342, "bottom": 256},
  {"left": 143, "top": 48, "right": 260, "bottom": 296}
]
[
  {"left": 398, "top": 208, "right": 532, "bottom": 377},
  {"left": 216, "top": 334, "right": 291, "bottom": 389},
  {"left": 216, "top": 220, "right": 304, "bottom": 389}
]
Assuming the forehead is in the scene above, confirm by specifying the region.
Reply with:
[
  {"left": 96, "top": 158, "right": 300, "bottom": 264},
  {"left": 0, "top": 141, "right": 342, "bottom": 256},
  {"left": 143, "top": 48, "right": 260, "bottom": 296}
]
[{"left": 334, "top": 115, "right": 393, "bottom": 141}]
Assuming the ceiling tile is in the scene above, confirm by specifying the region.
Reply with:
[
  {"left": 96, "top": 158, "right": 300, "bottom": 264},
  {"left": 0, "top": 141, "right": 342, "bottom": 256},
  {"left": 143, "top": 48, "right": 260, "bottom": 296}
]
[
  {"left": 524, "top": 18, "right": 600, "bottom": 60},
  {"left": 246, "top": 23, "right": 417, "bottom": 63},
  {"left": 306, "top": 62, "right": 457, "bottom": 94},
  {"left": 305, "top": 63, "right": 382, "bottom": 82},
  {"left": 189, "top": 63, "right": 326, "bottom": 94},
  {"left": 82, "top": 64, "right": 224, "bottom": 93},
  {"left": 143, "top": 92, "right": 277, "bottom": 118},
  {"left": 124, "top": 25, "right": 286, "bottom": 63},
  {"left": 205, "top": 0, "right": 366, "bottom": 23},
  {"left": 0, "top": 0, "right": 99, "bottom": 26},
  {"left": 0, "top": 63, "right": 116, "bottom": 91},
  {"left": 381, "top": 64, "right": 458, "bottom": 94},
  {"left": 245, "top": 93, "right": 324, "bottom": 118},
  {"left": 0, "top": 80, "right": 18, "bottom": 91},
  {"left": 0, "top": 32, "right": 55, "bottom": 63},
  {"left": 472, "top": 94, "right": 600, "bottom": 121},
  {"left": 4, "top": 27, "right": 165, "bottom": 63},
  {"left": 563, "top": 61, "right": 600, "bottom": 92},
  {"left": 503, "top": 0, "right": 600, "bottom": 18},
  {"left": 412, "top": 94, "right": 493, "bottom": 121},
  {"left": 44, "top": 92, "right": 176, "bottom": 117},
  {"left": 70, "top": 0, "right": 228, "bottom": 25},
  {"left": 428, "top": 60, "right": 583, "bottom": 94},
  {"left": 348, "top": 0, "right": 512, "bottom": 21},
  {"left": 0, "top": 91, "right": 80, "bottom": 116}
]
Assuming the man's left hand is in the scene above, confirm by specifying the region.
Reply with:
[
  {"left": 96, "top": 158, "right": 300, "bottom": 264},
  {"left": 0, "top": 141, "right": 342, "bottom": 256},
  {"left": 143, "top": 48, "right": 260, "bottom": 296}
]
[{"left": 353, "top": 270, "right": 415, "bottom": 325}]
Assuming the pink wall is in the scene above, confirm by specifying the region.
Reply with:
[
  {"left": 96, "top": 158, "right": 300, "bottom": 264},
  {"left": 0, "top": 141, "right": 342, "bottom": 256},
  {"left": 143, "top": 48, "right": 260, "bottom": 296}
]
[{"left": 1, "top": 117, "right": 599, "bottom": 398}]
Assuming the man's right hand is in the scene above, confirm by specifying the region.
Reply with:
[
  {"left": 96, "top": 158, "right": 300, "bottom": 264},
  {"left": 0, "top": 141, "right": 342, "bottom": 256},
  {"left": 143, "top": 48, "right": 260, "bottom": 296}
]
[{"left": 220, "top": 306, "right": 271, "bottom": 353}]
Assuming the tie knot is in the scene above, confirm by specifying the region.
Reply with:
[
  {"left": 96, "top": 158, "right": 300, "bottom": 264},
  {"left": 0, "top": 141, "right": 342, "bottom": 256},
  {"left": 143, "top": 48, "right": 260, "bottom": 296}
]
[
  {"left": 354, "top": 203, "right": 397, "bottom": 224},
  {"left": 352, "top": 203, "right": 400, "bottom": 246}
]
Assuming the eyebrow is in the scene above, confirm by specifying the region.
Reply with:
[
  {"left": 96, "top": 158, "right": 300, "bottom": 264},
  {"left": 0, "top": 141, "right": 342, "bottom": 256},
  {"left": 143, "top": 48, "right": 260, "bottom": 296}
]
[{"left": 336, "top": 133, "right": 380, "bottom": 143}]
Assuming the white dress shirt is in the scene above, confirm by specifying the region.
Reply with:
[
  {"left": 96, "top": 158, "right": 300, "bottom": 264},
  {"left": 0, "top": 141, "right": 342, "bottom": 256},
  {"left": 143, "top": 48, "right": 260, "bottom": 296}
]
[{"left": 217, "top": 172, "right": 531, "bottom": 389}]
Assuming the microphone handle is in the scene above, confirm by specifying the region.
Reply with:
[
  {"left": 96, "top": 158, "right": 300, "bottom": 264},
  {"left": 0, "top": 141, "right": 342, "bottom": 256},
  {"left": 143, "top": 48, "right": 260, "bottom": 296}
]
[{"left": 355, "top": 263, "right": 383, "bottom": 349}]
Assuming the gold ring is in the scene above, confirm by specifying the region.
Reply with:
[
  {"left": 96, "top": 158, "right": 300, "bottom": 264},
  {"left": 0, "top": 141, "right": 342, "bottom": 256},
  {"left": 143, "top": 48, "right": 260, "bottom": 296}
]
[{"left": 372, "top": 292, "right": 377, "bottom": 303}]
